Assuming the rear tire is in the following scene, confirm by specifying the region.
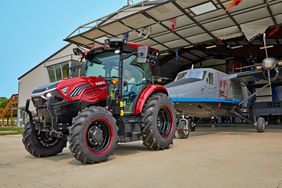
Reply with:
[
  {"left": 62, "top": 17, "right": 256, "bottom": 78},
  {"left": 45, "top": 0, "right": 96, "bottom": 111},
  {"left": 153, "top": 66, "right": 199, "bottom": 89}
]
[
  {"left": 256, "top": 117, "right": 266, "bottom": 133},
  {"left": 141, "top": 93, "right": 176, "bottom": 150},
  {"left": 22, "top": 122, "right": 66, "bottom": 157},
  {"left": 68, "top": 106, "right": 118, "bottom": 164}
]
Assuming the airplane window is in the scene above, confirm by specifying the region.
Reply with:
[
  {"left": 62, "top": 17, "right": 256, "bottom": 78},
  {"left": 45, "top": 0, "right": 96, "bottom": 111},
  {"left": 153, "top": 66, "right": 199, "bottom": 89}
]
[
  {"left": 206, "top": 73, "right": 214, "bottom": 85},
  {"left": 186, "top": 71, "right": 205, "bottom": 80},
  {"left": 175, "top": 71, "right": 187, "bottom": 80}
]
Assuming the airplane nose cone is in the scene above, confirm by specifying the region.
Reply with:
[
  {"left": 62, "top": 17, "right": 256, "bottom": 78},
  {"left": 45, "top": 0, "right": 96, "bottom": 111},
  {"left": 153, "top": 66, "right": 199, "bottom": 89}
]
[
  {"left": 166, "top": 86, "right": 177, "bottom": 98},
  {"left": 262, "top": 57, "right": 277, "bottom": 70}
]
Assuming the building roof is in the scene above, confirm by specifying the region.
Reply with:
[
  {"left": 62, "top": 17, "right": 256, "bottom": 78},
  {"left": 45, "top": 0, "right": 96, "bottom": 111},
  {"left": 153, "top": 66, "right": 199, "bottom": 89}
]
[
  {"left": 65, "top": 0, "right": 282, "bottom": 52},
  {"left": 18, "top": 43, "right": 72, "bottom": 80}
]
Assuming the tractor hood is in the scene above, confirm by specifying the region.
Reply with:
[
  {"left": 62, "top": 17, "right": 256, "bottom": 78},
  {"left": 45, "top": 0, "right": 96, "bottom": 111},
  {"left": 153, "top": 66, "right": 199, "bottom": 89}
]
[
  {"left": 31, "top": 76, "right": 108, "bottom": 103},
  {"left": 56, "top": 76, "right": 108, "bottom": 102},
  {"left": 31, "top": 81, "right": 61, "bottom": 97}
]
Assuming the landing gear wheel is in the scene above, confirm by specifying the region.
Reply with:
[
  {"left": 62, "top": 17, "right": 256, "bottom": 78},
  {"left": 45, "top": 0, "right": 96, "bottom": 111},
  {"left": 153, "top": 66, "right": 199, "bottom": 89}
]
[
  {"left": 22, "top": 122, "right": 66, "bottom": 157},
  {"left": 68, "top": 106, "right": 118, "bottom": 164},
  {"left": 177, "top": 118, "right": 191, "bottom": 139},
  {"left": 141, "top": 93, "right": 176, "bottom": 150},
  {"left": 256, "top": 117, "right": 266, "bottom": 133}
]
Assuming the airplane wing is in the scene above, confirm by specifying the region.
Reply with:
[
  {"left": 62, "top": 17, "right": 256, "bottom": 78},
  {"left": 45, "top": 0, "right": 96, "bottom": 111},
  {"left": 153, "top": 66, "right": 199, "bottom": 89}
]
[{"left": 223, "top": 70, "right": 263, "bottom": 82}]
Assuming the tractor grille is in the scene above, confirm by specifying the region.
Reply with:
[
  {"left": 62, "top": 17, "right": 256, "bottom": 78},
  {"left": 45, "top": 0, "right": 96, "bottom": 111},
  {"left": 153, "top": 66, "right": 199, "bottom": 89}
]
[
  {"left": 32, "top": 91, "right": 64, "bottom": 108},
  {"left": 32, "top": 97, "right": 47, "bottom": 108}
]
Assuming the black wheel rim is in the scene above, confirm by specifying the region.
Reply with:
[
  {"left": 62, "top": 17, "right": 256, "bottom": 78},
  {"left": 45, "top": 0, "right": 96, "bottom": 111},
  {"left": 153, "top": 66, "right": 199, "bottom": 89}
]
[
  {"left": 157, "top": 106, "right": 173, "bottom": 138},
  {"left": 86, "top": 119, "right": 112, "bottom": 154},
  {"left": 36, "top": 131, "right": 59, "bottom": 147}
]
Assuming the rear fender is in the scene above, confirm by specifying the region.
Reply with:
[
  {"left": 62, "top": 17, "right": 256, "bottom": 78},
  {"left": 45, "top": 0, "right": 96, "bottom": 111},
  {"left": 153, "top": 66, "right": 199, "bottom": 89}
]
[{"left": 133, "top": 84, "right": 168, "bottom": 115}]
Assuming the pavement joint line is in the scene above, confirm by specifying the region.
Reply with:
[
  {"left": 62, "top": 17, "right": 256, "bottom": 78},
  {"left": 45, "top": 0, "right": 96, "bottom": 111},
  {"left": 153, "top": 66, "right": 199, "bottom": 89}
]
[{"left": 1, "top": 172, "right": 58, "bottom": 188}]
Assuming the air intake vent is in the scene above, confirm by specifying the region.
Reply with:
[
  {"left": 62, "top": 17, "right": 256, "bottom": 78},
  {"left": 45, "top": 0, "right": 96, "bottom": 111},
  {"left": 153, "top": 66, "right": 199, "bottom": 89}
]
[{"left": 69, "top": 84, "right": 90, "bottom": 98}]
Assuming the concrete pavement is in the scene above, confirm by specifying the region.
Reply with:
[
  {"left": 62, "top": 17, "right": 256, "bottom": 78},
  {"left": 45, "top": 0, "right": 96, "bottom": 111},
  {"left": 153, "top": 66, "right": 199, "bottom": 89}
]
[{"left": 1, "top": 127, "right": 282, "bottom": 188}]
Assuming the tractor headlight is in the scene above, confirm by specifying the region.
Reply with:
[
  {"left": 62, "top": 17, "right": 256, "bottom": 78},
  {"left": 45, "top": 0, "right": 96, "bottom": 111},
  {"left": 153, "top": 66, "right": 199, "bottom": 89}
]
[
  {"left": 262, "top": 57, "right": 277, "bottom": 70},
  {"left": 43, "top": 89, "right": 56, "bottom": 99},
  {"left": 46, "top": 92, "right": 52, "bottom": 98}
]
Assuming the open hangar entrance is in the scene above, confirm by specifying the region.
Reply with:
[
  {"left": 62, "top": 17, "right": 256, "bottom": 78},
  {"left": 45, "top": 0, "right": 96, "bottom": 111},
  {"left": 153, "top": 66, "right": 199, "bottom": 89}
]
[
  {"left": 158, "top": 26, "right": 282, "bottom": 80},
  {"left": 65, "top": 0, "right": 282, "bottom": 124},
  {"left": 157, "top": 26, "right": 282, "bottom": 124}
]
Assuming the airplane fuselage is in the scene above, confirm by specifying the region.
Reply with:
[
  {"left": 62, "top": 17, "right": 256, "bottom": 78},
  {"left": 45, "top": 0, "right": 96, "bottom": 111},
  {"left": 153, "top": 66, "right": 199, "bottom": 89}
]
[{"left": 166, "top": 68, "right": 249, "bottom": 118}]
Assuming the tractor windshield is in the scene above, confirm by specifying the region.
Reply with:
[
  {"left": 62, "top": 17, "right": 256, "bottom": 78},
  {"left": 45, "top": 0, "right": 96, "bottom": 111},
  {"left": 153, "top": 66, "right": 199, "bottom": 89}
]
[
  {"left": 85, "top": 50, "right": 152, "bottom": 84},
  {"left": 85, "top": 51, "right": 120, "bottom": 78}
]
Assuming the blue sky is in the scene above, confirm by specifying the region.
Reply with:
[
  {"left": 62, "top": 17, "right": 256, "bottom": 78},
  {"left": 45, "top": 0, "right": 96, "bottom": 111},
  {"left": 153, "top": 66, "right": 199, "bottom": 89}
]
[{"left": 0, "top": 0, "right": 133, "bottom": 98}]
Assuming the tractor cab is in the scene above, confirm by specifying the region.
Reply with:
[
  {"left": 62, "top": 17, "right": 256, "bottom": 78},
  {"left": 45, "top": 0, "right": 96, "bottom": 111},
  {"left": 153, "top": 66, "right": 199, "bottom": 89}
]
[{"left": 82, "top": 41, "right": 158, "bottom": 114}]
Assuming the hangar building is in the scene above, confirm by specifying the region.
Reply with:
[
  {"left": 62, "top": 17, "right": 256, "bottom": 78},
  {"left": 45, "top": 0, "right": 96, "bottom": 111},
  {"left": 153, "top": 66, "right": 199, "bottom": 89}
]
[
  {"left": 18, "top": 0, "right": 282, "bottom": 126},
  {"left": 64, "top": 0, "right": 282, "bottom": 123}
]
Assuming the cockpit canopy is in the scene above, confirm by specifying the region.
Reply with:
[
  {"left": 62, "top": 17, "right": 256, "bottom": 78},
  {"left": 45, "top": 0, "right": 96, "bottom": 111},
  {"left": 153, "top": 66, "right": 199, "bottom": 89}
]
[{"left": 175, "top": 70, "right": 207, "bottom": 81}]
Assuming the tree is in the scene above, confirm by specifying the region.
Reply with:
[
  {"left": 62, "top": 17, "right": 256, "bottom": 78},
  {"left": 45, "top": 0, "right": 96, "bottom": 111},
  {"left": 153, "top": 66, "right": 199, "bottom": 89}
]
[{"left": 0, "top": 97, "right": 8, "bottom": 109}]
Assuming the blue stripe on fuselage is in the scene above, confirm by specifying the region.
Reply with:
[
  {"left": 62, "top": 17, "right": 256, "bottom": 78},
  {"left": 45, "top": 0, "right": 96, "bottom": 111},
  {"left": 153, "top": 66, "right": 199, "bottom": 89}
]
[{"left": 171, "top": 98, "right": 241, "bottom": 104}]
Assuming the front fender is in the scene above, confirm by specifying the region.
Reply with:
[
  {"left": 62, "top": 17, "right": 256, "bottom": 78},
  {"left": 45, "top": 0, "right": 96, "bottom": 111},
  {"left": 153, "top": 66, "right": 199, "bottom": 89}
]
[{"left": 133, "top": 84, "right": 168, "bottom": 115}]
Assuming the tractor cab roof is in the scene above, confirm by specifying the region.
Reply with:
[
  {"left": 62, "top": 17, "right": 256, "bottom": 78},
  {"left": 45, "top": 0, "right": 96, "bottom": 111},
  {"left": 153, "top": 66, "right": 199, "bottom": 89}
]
[{"left": 85, "top": 41, "right": 159, "bottom": 61}]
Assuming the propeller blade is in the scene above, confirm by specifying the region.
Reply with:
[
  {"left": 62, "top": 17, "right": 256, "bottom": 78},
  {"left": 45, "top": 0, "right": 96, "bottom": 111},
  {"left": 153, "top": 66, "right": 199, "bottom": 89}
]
[
  {"left": 263, "top": 33, "right": 269, "bottom": 58},
  {"left": 235, "top": 64, "right": 259, "bottom": 70}
]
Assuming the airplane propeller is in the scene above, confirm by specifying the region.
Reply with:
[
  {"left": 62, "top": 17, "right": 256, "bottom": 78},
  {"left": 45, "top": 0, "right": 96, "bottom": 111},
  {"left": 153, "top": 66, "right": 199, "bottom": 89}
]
[
  {"left": 260, "top": 33, "right": 280, "bottom": 95},
  {"left": 236, "top": 32, "right": 281, "bottom": 99}
]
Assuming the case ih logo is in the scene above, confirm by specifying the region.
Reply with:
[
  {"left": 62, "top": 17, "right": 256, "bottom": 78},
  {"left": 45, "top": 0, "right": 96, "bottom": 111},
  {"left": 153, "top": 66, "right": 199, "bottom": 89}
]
[{"left": 95, "top": 81, "right": 106, "bottom": 86}]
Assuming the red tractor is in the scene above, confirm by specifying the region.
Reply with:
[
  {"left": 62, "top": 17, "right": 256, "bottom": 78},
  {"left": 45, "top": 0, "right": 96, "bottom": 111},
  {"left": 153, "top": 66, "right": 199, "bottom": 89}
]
[{"left": 23, "top": 38, "right": 177, "bottom": 164}]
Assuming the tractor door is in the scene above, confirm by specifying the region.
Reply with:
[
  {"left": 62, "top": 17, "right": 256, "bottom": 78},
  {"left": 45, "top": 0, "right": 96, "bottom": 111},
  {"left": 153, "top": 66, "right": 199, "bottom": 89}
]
[{"left": 122, "top": 56, "right": 152, "bottom": 114}]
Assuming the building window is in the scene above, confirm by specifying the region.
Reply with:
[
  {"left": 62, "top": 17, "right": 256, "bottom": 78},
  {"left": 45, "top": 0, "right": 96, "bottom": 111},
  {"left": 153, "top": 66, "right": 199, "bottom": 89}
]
[{"left": 47, "top": 60, "right": 82, "bottom": 82}]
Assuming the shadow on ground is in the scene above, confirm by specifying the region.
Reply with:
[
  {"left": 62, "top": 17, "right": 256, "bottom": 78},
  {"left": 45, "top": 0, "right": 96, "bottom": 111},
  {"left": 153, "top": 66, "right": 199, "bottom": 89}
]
[
  {"left": 24, "top": 141, "right": 149, "bottom": 166},
  {"left": 23, "top": 127, "right": 282, "bottom": 165}
]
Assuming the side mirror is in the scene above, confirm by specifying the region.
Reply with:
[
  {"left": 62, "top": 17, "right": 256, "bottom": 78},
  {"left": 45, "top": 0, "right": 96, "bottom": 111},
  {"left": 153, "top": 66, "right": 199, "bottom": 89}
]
[
  {"left": 73, "top": 48, "right": 84, "bottom": 56},
  {"left": 137, "top": 46, "right": 149, "bottom": 63}
]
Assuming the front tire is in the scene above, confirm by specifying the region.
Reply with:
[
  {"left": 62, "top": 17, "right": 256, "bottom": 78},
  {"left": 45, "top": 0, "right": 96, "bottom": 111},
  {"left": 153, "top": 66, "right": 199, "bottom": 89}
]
[
  {"left": 177, "top": 118, "right": 191, "bottom": 139},
  {"left": 22, "top": 122, "right": 66, "bottom": 157},
  {"left": 68, "top": 106, "right": 118, "bottom": 164},
  {"left": 141, "top": 93, "right": 176, "bottom": 150},
  {"left": 256, "top": 117, "right": 266, "bottom": 133}
]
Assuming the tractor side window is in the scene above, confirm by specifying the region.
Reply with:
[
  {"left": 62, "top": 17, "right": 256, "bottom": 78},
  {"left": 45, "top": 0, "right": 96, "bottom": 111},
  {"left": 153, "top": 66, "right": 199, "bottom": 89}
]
[{"left": 206, "top": 73, "right": 214, "bottom": 85}]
